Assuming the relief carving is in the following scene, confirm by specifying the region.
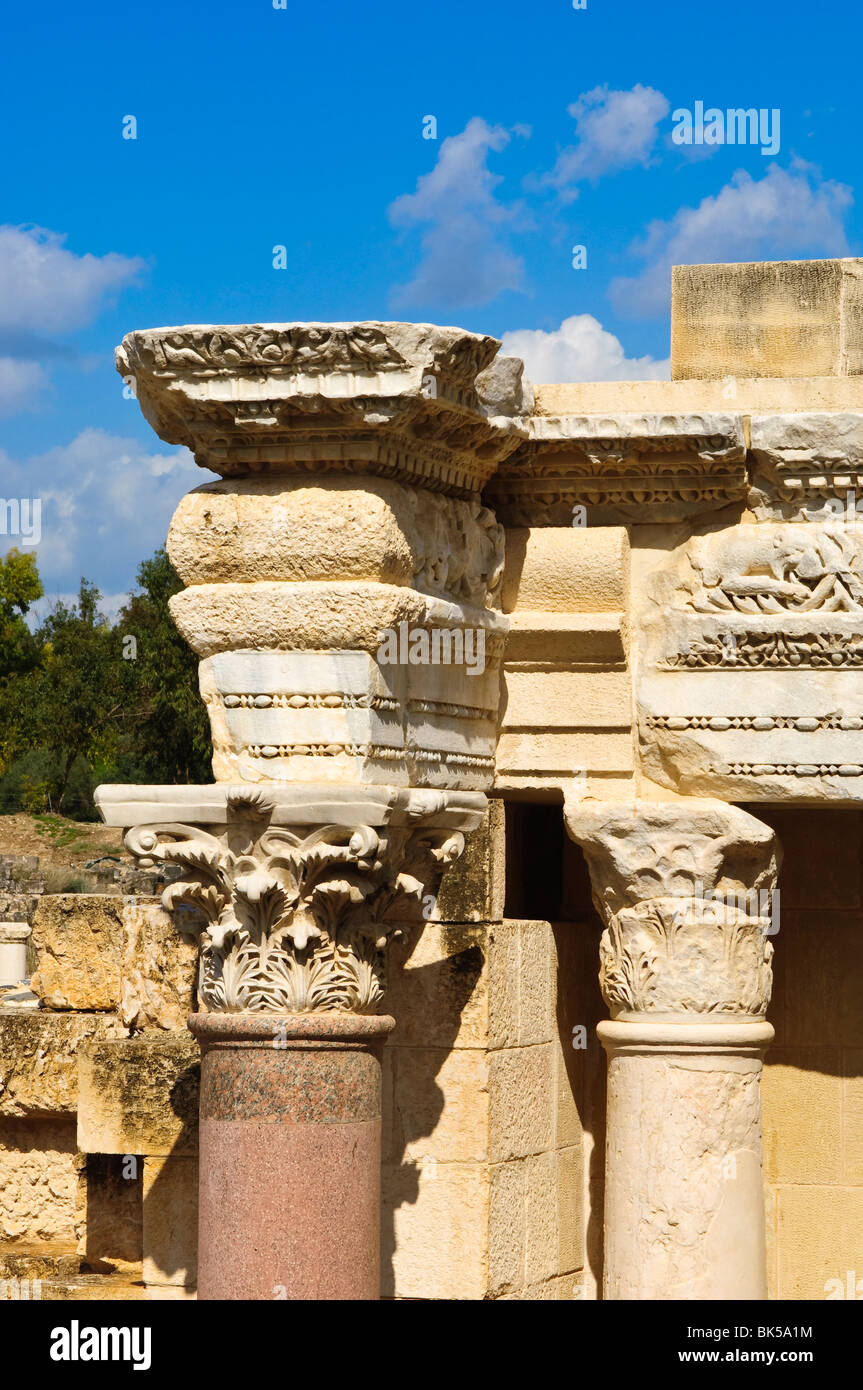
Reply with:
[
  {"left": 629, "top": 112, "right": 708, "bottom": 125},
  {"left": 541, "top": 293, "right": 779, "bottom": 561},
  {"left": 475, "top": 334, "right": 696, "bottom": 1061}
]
[
  {"left": 125, "top": 791, "right": 465, "bottom": 1015},
  {"left": 637, "top": 524, "right": 863, "bottom": 799},
  {"left": 116, "top": 322, "right": 525, "bottom": 494},
  {"left": 484, "top": 412, "right": 747, "bottom": 524},
  {"left": 564, "top": 801, "right": 779, "bottom": 1020},
  {"left": 685, "top": 526, "right": 863, "bottom": 614},
  {"left": 119, "top": 325, "right": 408, "bottom": 377}
]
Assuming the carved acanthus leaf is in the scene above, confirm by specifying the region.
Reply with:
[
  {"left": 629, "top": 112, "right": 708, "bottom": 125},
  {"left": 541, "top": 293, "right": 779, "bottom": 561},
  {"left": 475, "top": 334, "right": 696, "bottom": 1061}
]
[
  {"left": 566, "top": 802, "right": 780, "bottom": 1021},
  {"left": 124, "top": 812, "right": 466, "bottom": 1014}
]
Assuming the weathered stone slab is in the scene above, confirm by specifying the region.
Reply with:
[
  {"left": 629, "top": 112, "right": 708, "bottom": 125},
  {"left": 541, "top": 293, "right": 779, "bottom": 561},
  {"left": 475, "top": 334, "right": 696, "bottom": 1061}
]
[
  {"left": 77, "top": 1036, "right": 199, "bottom": 1157},
  {"left": 38, "top": 1272, "right": 195, "bottom": 1300},
  {"left": 119, "top": 902, "right": 198, "bottom": 1031},
  {"left": 31, "top": 896, "right": 124, "bottom": 1010},
  {"left": 0, "top": 1011, "right": 124, "bottom": 1117},
  {"left": 434, "top": 801, "right": 506, "bottom": 922},
  {"left": 672, "top": 259, "right": 863, "bottom": 380},
  {"left": 0, "top": 1240, "right": 81, "bottom": 1281},
  {"left": 30, "top": 896, "right": 197, "bottom": 1026}
]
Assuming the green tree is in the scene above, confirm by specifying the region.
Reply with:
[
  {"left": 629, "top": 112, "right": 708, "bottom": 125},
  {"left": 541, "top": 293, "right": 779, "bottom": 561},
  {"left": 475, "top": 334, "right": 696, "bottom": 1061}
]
[
  {"left": 0, "top": 547, "right": 212, "bottom": 818},
  {"left": 0, "top": 549, "right": 43, "bottom": 774},
  {"left": 0, "top": 548, "right": 42, "bottom": 679},
  {"left": 117, "top": 548, "right": 211, "bottom": 784},
  {"left": 15, "top": 579, "right": 124, "bottom": 810}
]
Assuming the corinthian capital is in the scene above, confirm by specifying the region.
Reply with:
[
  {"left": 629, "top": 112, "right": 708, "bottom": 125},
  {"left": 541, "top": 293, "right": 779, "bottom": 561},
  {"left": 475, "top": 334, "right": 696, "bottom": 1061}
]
[
  {"left": 99, "top": 783, "right": 483, "bottom": 1016},
  {"left": 563, "top": 798, "right": 780, "bottom": 1020}
]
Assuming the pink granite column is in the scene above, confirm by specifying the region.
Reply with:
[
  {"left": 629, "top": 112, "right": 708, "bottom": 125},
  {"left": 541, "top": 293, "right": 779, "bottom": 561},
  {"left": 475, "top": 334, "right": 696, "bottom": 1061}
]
[
  {"left": 109, "top": 788, "right": 485, "bottom": 1302},
  {"left": 190, "top": 1012, "right": 394, "bottom": 1301}
]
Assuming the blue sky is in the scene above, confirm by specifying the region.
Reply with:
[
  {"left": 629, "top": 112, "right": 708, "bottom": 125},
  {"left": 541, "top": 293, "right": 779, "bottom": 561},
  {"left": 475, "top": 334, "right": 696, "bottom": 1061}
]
[{"left": 1, "top": 0, "right": 860, "bottom": 603}]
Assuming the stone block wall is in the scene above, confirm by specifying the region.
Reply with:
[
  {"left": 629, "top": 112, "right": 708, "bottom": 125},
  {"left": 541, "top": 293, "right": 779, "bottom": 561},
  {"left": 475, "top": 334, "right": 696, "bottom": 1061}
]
[
  {"left": 383, "top": 917, "right": 585, "bottom": 1298},
  {"left": 0, "top": 894, "right": 198, "bottom": 1299},
  {"left": 7, "top": 805, "right": 859, "bottom": 1300},
  {"left": 757, "top": 808, "right": 863, "bottom": 1300},
  {"left": 376, "top": 801, "right": 607, "bottom": 1299}
]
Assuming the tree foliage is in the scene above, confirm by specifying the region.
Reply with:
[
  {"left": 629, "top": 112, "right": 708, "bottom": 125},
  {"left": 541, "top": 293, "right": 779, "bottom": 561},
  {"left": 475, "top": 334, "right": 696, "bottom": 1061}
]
[
  {"left": 0, "top": 548, "right": 211, "bottom": 817},
  {"left": 0, "top": 548, "right": 42, "bottom": 680}
]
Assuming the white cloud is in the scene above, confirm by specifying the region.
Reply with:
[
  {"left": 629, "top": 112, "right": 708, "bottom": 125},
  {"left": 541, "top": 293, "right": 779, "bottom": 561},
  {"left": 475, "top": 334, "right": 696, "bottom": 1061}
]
[
  {"left": 0, "top": 225, "right": 146, "bottom": 417},
  {"left": 610, "top": 161, "right": 853, "bottom": 318},
  {"left": 500, "top": 314, "right": 669, "bottom": 382},
  {"left": 542, "top": 85, "right": 670, "bottom": 199},
  {"left": 0, "top": 356, "right": 49, "bottom": 414},
  {"left": 389, "top": 117, "right": 528, "bottom": 307},
  {"left": 0, "top": 225, "right": 145, "bottom": 335},
  {"left": 0, "top": 428, "right": 208, "bottom": 593}
]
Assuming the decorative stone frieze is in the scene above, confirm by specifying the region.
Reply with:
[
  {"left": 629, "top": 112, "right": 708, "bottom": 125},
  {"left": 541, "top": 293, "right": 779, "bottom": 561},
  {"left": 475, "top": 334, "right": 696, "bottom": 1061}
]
[
  {"left": 484, "top": 412, "right": 747, "bottom": 525},
  {"left": 116, "top": 322, "right": 527, "bottom": 496},
  {"left": 749, "top": 412, "right": 863, "bottom": 520},
  {"left": 637, "top": 522, "right": 863, "bottom": 801},
  {"left": 564, "top": 797, "right": 780, "bottom": 1301},
  {"left": 177, "top": 596, "right": 505, "bottom": 789}
]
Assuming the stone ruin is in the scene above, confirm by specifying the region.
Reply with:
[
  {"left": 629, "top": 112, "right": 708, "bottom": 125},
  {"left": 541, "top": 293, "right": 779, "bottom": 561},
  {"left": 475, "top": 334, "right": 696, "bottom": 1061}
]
[{"left": 2, "top": 257, "right": 863, "bottom": 1300}]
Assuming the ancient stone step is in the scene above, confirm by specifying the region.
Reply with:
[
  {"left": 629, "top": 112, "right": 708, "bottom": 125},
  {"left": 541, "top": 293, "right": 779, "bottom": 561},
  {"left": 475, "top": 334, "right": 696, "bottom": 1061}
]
[
  {"left": 0, "top": 1239, "right": 82, "bottom": 1280},
  {"left": 38, "top": 1270, "right": 195, "bottom": 1300}
]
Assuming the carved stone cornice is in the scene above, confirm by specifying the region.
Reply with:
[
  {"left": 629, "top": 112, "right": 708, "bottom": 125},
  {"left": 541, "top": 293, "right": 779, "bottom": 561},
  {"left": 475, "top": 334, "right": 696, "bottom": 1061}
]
[
  {"left": 563, "top": 799, "right": 779, "bottom": 1021},
  {"left": 112, "top": 785, "right": 482, "bottom": 1015},
  {"left": 749, "top": 412, "right": 863, "bottom": 521},
  {"left": 483, "top": 412, "right": 747, "bottom": 524},
  {"left": 116, "top": 322, "right": 528, "bottom": 497}
]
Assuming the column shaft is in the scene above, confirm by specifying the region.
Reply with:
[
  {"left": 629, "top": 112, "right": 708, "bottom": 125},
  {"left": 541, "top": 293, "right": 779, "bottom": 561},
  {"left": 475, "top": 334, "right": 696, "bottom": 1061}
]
[
  {"left": 565, "top": 797, "right": 781, "bottom": 1301},
  {"left": 600, "top": 1020, "right": 772, "bottom": 1300},
  {"left": 192, "top": 1014, "right": 392, "bottom": 1301}
]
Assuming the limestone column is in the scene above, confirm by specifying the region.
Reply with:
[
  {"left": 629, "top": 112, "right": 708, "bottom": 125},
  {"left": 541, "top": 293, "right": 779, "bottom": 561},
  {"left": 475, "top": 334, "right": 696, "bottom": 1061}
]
[
  {"left": 564, "top": 797, "right": 780, "bottom": 1301},
  {"left": 98, "top": 321, "right": 527, "bottom": 1299},
  {"left": 0, "top": 923, "right": 30, "bottom": 987}
]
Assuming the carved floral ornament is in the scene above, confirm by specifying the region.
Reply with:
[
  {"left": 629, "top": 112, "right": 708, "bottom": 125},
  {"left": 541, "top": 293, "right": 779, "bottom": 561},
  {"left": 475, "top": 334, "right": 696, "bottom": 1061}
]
[
  {"left": 115, "top": 324, "right": 501, "bottom": 389},
  {"left": 115, "top": 322, "right": 527, "bottom": 495},
  {"left": 564, "top": 801, "right": 780, "bottom": 1021},
  {"left": 597, "top": 897, "right": 775, "bottom": 1019},
  {"left": 125, "top": 791, "right": 464, "bottom": 1015},
  {"left": 484, "top": 412, "right": 748, "bottom": 523}
]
